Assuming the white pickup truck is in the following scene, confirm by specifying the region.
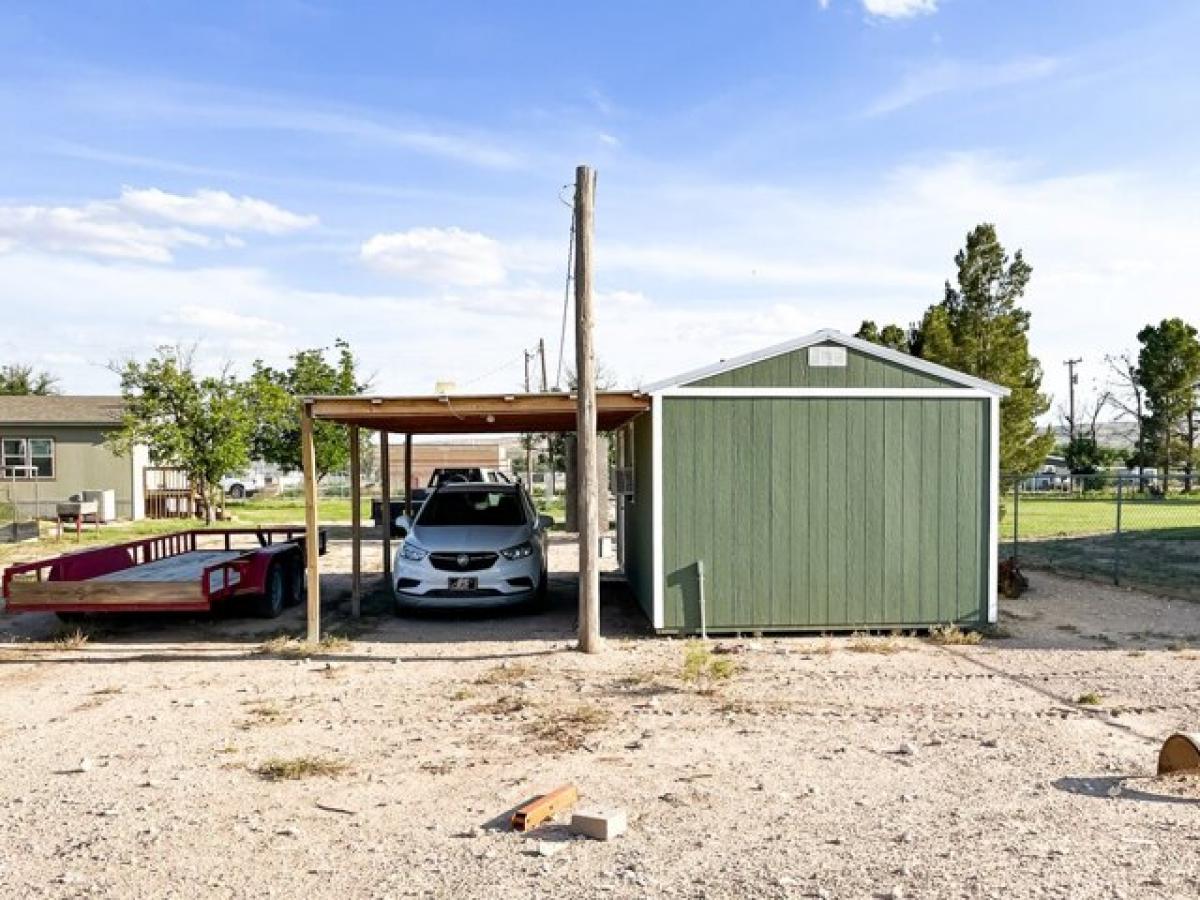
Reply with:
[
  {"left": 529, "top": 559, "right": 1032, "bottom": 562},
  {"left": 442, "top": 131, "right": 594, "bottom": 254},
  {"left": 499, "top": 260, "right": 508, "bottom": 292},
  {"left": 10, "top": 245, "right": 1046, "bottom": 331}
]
[{"left": 220, "top": 471, "right": 266, "bottom": 499}]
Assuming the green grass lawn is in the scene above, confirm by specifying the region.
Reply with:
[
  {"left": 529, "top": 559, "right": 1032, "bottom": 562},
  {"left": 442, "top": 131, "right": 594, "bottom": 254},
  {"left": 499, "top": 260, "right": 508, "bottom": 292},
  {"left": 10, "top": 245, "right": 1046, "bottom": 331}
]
[
  {"left": 1002, "top": 494, "right": 1200, "bottom": 540},
  {"left": 223, "top": 496, "right": 369, "bottom": 525},
  {"left": 1004, "top": 493, "right": 1200, "bottom": 599}
]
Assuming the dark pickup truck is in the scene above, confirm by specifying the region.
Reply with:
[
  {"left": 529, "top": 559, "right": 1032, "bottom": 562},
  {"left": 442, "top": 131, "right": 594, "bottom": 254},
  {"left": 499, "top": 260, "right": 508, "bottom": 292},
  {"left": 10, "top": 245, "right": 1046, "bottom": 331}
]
[{"left": 371, "top": 467, "right": 513, "bottom": 535}]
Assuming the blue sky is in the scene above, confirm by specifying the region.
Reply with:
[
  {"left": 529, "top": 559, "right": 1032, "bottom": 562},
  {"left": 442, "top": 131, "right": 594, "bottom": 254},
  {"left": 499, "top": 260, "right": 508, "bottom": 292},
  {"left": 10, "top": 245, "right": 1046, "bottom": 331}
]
[{"left": 2, "top": 0, "right": 1198, "bottom": 415}]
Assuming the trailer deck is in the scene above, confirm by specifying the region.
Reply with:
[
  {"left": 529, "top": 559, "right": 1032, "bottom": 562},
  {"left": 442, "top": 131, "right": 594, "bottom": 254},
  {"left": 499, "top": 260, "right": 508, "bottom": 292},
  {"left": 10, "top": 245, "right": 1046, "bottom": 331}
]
[{"left": 2, "top": 528, "right": 327, "bottom": 617}]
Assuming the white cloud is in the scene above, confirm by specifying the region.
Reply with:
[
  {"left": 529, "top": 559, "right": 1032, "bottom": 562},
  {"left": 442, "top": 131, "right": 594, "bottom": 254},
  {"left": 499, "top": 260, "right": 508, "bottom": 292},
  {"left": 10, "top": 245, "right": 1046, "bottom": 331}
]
[
  {"left": 0, "top": 201, "right": 211, "bottom": 262},
  {"left": 2, "top": 155, "right": 1198, "bottom": 428},
  {"left": 0, "top": 187, "right": 317, "bottom": 263},
  {"left": 360, "top": 227, "right": 507, "bottom": 286},
  {"left": 168, "top": 304, "right": 285, "bottom": 334},
  {"left": 863, "top": 0, "right": 938, "bottom": 19},
  {"left": 120, "top": 187, "right": 318, "bottom": 233},
  {"left": 868, "top": 57, "right": 1061, "bottom": 116}
]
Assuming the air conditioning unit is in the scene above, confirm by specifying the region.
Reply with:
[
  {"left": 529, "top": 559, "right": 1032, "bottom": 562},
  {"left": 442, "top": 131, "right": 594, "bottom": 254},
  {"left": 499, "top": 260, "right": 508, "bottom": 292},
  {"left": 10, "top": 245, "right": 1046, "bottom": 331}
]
[
  {"left": 81, "top": 489, "right": 117, "bottom": 523},
  {"left": 611, "top": 467, "right": 635, "bottom": 497}
]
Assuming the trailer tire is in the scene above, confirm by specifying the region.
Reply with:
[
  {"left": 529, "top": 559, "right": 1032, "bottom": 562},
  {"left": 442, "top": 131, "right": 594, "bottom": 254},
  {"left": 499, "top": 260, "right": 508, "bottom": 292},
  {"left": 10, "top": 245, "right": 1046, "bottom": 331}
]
[
  {"left": 254, "top": 562, "right": 286, "bottom": 618},
  {"left": 285, "top": 553, "right": 306, "bottom": 607}
]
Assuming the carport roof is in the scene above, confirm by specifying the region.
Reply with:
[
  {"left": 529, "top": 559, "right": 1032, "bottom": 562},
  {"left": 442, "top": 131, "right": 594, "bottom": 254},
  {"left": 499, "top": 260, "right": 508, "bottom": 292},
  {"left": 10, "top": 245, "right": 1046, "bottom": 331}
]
[{"left": 305, "top": 391, "right": 650, "bottom": 434}]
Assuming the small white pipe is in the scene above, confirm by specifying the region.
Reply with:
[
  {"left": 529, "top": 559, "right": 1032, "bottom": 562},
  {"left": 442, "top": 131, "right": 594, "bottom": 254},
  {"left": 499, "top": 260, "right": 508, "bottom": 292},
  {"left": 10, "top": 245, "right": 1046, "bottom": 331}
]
[{"left": 697, "top": 559, "right": 707, "bottom": 640}]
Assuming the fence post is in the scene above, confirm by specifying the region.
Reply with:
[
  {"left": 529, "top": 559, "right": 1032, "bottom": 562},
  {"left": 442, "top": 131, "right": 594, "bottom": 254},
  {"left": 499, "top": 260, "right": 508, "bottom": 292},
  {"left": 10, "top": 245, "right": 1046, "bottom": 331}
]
[
  {"left": 1113, "top": 475, "right": 1123, "bottom": 586},
  {"left": 1012, "top": 476, "right": 1020, "bottom": 563}
]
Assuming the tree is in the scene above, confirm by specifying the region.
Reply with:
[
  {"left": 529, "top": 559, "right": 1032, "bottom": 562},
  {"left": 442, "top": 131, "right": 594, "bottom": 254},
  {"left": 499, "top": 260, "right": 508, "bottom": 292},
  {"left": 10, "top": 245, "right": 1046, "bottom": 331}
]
[
  {"left": 1105, "top": 351, "right": 1149, "bottom": 478},
  {"left": 1135, "top": 318, "right": 1200, "bottom": 491},
  {"left": 109, "top": 347, "right": 254, "bottom": 524},
  {"left": 0, "top": 364, "right": 59, "bottom": 395},
  {"left": 248, "top": 339, "right": 368, "bottom": 480},
  {"left": 855, "top": 320, "right": 915, "bottom": 353},
  {"left": 917, "top": 223, "right": 1054, "bottom": 475}
]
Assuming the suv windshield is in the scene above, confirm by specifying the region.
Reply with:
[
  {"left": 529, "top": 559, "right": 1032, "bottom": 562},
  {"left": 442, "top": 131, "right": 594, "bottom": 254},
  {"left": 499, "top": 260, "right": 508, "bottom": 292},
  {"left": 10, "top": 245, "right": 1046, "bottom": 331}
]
[{"left": 417, "top": 489, "right": 527, "bottom": 528}]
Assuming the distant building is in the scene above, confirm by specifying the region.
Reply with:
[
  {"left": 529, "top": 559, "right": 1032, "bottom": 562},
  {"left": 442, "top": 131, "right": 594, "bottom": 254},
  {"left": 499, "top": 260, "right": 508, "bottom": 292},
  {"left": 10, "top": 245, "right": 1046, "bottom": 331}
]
[
  {"left": 385, "top": 437, "right": 510, "bottom": 490},
  {"left": 0, "top": 396, "right": 147, "bottom": 521}
]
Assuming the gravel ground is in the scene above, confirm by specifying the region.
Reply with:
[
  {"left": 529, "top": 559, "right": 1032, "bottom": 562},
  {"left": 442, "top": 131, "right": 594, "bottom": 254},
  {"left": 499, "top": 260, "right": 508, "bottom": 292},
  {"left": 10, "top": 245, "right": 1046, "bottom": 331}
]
[{"left": 1, "top": 537, "right": 1199, "bottom": 899}]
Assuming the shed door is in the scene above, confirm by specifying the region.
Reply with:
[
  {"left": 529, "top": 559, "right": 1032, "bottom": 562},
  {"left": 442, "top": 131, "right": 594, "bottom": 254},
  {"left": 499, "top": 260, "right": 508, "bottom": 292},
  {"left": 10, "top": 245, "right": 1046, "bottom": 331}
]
[{"left": 661, "top": 397, "right": 989, "bottom": 631}]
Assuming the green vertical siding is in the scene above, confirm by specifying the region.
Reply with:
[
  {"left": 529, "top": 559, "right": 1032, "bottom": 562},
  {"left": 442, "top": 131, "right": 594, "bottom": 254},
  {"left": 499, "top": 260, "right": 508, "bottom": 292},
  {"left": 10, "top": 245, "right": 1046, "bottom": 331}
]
[
  {"left": 661, "top": 397, "right": 989, "bottom": 631},
  {"left": 690, "top": 343, "right": 953, "bottom": 389},
  {"left": 622, "top": 412, "right": 654, "bottom": 619}
]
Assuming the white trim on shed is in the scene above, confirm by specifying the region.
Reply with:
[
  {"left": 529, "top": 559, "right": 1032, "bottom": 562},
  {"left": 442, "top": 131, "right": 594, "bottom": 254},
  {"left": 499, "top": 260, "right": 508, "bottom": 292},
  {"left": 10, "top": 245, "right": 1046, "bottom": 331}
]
[{"left": 644, "top": 328, "right": 1011, "bottom": 397}]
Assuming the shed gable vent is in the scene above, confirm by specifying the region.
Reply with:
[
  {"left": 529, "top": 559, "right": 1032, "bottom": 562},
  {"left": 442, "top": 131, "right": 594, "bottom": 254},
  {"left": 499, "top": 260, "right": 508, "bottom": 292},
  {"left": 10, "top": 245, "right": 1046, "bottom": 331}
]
[{"left": 807, "top": 346, "right": 847, "bottom": 367}]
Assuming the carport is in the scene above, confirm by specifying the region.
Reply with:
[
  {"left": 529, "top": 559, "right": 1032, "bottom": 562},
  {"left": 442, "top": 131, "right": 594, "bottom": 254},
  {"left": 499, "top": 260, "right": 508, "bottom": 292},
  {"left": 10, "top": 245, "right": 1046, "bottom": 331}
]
[{"left": 297, "top": 391, "right": 650, "bottom": 643}]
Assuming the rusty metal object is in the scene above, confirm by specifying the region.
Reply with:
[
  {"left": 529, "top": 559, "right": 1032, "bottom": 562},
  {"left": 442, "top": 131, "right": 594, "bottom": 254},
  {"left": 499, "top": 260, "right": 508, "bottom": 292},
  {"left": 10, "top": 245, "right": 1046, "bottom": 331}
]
[
  {"left": 511, "top": 784, "right": 579, "bottom": 832},
  {"left": 998, "top": 557, "right": 1028, "bottom": 599},
  {"left": 1157, "top": 733, "right": 1200, "bottom": 776}
]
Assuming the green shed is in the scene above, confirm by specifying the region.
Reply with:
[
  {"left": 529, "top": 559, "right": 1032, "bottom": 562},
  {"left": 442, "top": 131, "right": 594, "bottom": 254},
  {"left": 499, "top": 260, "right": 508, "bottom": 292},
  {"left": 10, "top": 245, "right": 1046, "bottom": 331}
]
[{"left": 618, "top": 328, "right": 1008, "bottom": 634}]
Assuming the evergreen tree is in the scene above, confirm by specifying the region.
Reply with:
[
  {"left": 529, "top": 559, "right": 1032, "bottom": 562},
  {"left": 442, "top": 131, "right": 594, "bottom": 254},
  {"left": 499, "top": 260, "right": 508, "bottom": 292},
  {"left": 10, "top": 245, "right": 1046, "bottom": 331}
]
[
  {"left": 0, "top": 364, "right": 59, "bottom": 395},
  {"left": 918, "top": 223, "right": 1054, "bottom": 474},
  {"left": 854, "top": 320, "right": 914, "bottom": 353},
  {"left": 1135, "top": 318, "right": 1200, "bottom": 488}
]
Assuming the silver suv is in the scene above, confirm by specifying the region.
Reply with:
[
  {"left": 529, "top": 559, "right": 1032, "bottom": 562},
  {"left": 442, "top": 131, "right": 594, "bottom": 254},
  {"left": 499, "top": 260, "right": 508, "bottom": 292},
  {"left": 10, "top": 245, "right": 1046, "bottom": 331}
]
[{"left": 392, "top": 482, "right": 552, "bottom": 610}]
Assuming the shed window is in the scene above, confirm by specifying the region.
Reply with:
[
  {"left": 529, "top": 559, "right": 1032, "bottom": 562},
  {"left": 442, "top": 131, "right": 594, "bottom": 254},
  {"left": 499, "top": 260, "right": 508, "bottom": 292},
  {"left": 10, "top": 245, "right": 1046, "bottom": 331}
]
[{"left": 1, "top": 437, "right": 55, "bottom": 479}]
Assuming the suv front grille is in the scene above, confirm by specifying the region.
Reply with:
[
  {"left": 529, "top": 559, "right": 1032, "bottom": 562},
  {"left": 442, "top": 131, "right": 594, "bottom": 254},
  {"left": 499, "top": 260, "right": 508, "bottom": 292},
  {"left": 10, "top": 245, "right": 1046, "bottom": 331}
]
[{"left": 429, "top": 552, "right": 499, "bottom": 572}]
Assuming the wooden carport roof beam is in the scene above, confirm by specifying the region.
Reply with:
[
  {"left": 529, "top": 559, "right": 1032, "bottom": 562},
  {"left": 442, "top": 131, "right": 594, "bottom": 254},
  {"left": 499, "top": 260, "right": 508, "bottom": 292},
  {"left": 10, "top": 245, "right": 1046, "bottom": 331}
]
[{"left": 306, "top": 391, "right": 649, "bottom": 434}]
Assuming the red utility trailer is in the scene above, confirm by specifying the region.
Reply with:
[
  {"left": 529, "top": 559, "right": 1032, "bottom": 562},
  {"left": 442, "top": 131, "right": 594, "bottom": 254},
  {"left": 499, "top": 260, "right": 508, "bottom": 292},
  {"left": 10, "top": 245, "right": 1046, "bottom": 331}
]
[{"left": 1, "top": 528, "right": 327, "bottom": 619}]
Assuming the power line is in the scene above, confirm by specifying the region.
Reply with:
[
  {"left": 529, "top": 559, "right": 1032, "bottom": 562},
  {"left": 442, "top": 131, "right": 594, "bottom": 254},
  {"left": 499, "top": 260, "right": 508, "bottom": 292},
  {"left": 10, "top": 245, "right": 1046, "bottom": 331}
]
[{"left": 555, "top": 184, "right": 575, "bottom": 390}]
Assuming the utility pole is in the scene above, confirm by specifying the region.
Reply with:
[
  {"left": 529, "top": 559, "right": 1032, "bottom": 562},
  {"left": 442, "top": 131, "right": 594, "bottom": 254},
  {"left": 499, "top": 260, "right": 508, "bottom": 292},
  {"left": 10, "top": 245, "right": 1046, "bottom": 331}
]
[
  {"left": 574, "top": 164, "right": 600, "bottom": 654},
  {"left": 1064, "top": 358, "right": 1082, "bottom": 440}
]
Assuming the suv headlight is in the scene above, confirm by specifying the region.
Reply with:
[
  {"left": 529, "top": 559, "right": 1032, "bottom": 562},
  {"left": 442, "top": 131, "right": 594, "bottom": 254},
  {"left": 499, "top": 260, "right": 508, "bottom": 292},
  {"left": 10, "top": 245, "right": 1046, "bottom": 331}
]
[
  {"left": 500, "top": 541, "right": 534, "bottom": 560},
  {"left": 399, "top": 541, "right": 427, "bottom": 561}
]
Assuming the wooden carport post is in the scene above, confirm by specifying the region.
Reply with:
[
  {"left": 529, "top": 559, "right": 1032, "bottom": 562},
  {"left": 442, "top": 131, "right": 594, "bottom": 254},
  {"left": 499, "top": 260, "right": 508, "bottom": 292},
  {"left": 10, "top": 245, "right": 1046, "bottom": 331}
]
[
  {"left": 301, "top": 400, "right": 321, "bottom": 643},
  {"left": 349, "top": 425, "right": 361, "bottom": 617},
  {"left": 574, "top": 164, "right": 601, "bottom": 654},
  {"left": 404, "top": 433, "right": 413, "bottom": 517},
  {"left": 380, "top": 431, "right": 392, "bottom": 583}
]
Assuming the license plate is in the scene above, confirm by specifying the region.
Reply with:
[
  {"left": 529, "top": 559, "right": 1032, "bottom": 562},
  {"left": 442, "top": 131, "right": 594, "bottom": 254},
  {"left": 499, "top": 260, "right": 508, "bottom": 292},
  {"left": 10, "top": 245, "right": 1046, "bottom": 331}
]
[{"left": 448, "top": 577, "right": 478, "bottom": 591}]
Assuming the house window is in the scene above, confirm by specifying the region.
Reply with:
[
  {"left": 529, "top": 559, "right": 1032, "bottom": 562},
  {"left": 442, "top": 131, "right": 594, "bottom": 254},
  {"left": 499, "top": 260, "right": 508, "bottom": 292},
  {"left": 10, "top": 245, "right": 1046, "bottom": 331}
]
[{"left": 1, "top": 437, "right": 55, "bottom": 479}]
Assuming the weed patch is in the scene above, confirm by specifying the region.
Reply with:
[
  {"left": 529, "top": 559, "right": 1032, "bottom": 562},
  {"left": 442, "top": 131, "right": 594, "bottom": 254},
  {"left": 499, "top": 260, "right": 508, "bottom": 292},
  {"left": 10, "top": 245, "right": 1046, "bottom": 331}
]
[
  {"left": 1076, "top": 692, "right": 1103, "bottom": 706},
  {"left": 254, "top": 755, "right": 348, "bottom": 781},
  {"left": 682, "top": 641, "right": 738, "bottom": 685},
  {"left": 474, "top": 662, "right": 533, "bottom": 686},
  {"left": 473, "top": 695, "right": 528, "bottom": 716},
  {"left": 523, "top": 703, "right": 612, "bottom": 751},
  {"left": 928, "top": 624, "right": 983, "bottom": 646},
  {"left": 847, "top": 633, "right": 901, "bottom": 654},
  {"left": 257, "top": 633, "right": 351, "bottom": 658},
  {"left": 239, "top": 701, "right": 291, "bottom": 728},
  {"left": 50, "top": 627, "right": 91, "bottom": 651}
]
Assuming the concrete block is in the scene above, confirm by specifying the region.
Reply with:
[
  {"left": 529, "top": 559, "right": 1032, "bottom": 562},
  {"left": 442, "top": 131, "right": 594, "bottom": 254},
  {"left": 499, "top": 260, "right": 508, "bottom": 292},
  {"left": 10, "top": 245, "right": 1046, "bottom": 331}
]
[{"left": 569, "top": 807, "right": 627, "bottom": 841}]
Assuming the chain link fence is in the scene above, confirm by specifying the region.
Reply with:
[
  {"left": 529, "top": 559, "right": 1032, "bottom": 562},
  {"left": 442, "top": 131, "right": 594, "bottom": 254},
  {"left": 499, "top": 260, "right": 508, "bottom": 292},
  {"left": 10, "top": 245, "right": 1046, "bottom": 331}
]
[{"left": 1001, "top": 471, "right": 1200, "bottom": 599}]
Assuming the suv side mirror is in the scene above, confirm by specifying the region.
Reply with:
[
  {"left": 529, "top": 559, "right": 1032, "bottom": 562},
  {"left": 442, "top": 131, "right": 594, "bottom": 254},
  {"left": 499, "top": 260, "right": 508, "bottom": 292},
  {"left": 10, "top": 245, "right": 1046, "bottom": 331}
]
[
  {"left": 537, "top": 515, "right": 554, "bottom": 531},
  {"left": 394, "top": 514, "right": 411, "bottom": 537}
]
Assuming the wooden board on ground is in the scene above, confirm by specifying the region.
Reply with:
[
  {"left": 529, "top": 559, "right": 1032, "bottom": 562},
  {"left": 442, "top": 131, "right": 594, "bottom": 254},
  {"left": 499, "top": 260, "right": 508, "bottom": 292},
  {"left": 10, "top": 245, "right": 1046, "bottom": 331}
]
[{"left": 511, "top": 784, "right": 579, "bottom": 832}]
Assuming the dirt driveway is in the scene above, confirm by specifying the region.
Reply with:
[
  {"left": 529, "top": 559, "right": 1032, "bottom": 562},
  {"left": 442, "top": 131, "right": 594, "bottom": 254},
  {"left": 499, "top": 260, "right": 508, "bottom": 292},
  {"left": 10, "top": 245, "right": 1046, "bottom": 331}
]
[{"left": 1, "top": 540, "right": 1198, "bottom": 899}]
